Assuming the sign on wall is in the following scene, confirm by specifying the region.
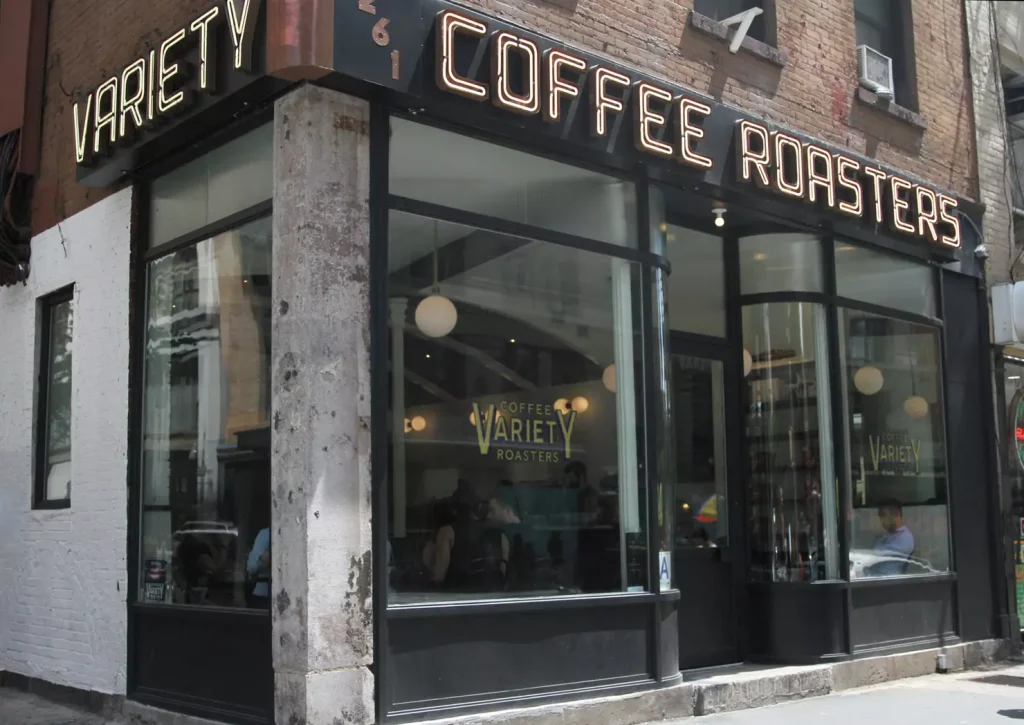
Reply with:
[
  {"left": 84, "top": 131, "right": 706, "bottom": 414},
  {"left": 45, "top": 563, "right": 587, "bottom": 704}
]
[
  {"left": 73, "top": 0, "right": 278, "bottom": 186},
  {"left": 424, "top": 2, "right": 962, "bottom": 250}
]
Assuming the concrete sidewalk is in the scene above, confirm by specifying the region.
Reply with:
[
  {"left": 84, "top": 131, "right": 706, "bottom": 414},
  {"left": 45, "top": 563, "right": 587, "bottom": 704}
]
[
  {"left": 668, "top": 664, "right": 1024, "bottom": 724},
  {"left": 0, "top": 640, "right": 1018, "bottom": 725},
  {"left": 0, "top": 688, "right": 112, "bottom": 725}
]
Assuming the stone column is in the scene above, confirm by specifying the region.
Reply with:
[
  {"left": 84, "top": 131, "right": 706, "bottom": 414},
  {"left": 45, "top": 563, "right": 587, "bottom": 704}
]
[{"left": 272, "top": 84, "right": 374, "bottom": 725}]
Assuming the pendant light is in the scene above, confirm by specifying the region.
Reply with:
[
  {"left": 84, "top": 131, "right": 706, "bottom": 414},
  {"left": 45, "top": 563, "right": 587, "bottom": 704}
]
[
  {"left": 415, "top": 221, "right": 458, "bottom": 338},
  {"left": 602, "top": 364, "right": 617, "bottom": 392},
  {"left": 742, "top": 348, "right": 753, "bottom": 377},
  {"left": 903, "top": 349, "right": 928, "bottom": 419},
  {"left": 853, "top": 365, "right": 884, "bottom": 396}
]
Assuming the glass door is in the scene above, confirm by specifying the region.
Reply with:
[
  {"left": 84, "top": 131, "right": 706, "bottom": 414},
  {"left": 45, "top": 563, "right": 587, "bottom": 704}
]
[{"left": 671, "top": 341, "right": 742, "bottom": 669}]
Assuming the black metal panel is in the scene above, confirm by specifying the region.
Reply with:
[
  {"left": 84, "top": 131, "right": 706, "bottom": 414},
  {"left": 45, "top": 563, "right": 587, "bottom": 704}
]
[
  {"left": 850, "top": 578, "right": 956, "bottom": 653},
  {"left": 675, "top": 551, "right": 737, "bottom": 669},
  {"left": 131, "top": 606, "right": 272, "bottom": 724},
  {"left": 746, "top": 583, "right": 847, "bottom": 662},
  {"left": 658, "top": 599, "right": 680, "bottom": 679},
  {"left": 942, "top": 270, "right": 998, "bottom": 641},
  {"left": 385, "top": 603, "right": 653, "bottom": 716}
]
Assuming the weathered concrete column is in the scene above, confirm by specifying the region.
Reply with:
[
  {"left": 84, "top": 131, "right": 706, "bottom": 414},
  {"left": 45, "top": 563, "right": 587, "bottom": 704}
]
[{"left": 272, "top": 84, "right": 374, "bottom": 725}]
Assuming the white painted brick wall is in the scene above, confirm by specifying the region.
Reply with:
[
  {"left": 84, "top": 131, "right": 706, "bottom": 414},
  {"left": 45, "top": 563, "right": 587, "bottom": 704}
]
[{"left": 0, "top": 188, "right": 132, "bottom": 695}]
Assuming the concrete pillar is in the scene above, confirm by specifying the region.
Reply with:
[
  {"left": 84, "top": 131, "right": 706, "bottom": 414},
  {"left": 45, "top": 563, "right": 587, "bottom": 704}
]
[{"left": 271, "top": 84, "right": 374, "bottom": 725}]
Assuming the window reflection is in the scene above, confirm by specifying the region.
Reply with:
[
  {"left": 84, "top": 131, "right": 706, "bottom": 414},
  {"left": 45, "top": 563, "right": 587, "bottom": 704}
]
[
  {"left": 138, "top": 217, "right": 272, "bottom": 607},
  {"left": 840, "top": 310, "right": 949, "bottom": 578},
  {"left": 743, "top": 302, "right": 839, "bottom": 582},
  {"left": 387, "top": 211, "right": 647, "bottom": 601},
  {"left": 41, "top": 296, "right": 74, "bottom": 502},
  {"left": 671, "top": 356, "right": 728, "bottom": 550}
]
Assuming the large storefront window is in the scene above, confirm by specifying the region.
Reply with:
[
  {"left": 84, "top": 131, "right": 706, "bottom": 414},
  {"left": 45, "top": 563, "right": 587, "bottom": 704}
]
[
  {"left": 387, "top": 120, "right": 647, "bottom": 602},
  {"left": 840, "top": 310, "right": 949, "bottom": 577},
  {"left": 834, "top": 240, "right": 949, "bottom": 579},
  {"left": 137, "top": 126, "right": 272, "bottom": 608}
]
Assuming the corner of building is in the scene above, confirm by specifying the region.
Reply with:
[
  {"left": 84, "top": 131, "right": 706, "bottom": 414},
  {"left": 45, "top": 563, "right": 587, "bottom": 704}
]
[{"left": 0, "top": 187, "right": 133, "bottom": 698}]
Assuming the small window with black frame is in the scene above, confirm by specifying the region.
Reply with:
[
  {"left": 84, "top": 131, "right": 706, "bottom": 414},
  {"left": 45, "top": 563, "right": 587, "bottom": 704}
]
[
  {"left": 693, "top": 0, "right": 775, "bottom": 47},
  {"left": 854, "top": 0, "right": 918, "bottom": 110},
  {"left": 35, "top": 286, "right": 75, "bottom": 509}
]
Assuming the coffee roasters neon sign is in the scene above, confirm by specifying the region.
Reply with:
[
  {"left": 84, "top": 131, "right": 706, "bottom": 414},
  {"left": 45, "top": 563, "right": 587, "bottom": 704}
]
[
  {"left": 72, "top": 0, "right": 262, "bottom": 168},
  {"left": 434, "top": 7, "right": 961, "bottom": 249}
]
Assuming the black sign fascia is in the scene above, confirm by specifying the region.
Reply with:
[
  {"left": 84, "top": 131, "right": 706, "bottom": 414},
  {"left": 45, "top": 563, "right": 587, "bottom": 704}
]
[{"left": 333, "top": 0, "right": 426, "bottom": 94}]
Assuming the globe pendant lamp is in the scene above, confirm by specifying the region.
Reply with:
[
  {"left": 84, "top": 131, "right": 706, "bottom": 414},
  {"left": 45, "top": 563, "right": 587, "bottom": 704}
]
[
  {"left": 903, "top": 395, "right": 929, "bottom": 419},
  {"left": 853, "top": 365, "right": 884, "bottom": 396},
  {"left": 415, "top": 221, "right": 457, "bottom": 338},
  {"left": 602, "top": 364, "right": 617, "bottom": 392},
  {"left": 902, "top": 355, "right": 929, "bottom": 419}
]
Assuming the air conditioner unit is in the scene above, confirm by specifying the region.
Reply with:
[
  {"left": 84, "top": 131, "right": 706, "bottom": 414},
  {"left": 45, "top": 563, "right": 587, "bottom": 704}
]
[{"left": 857, "top": 44, "right": 894, "bottom": 101}]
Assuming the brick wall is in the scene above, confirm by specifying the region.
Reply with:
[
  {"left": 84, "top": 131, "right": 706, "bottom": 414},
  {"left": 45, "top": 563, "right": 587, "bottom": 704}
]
[
  {"left": 34, "top": 0, "right": 978, "bottom": 236},
  {"left": 967, "top": 1, "right": 1019, "bottom": 285},
  {"left": 0, "top": 189, "right": 132, "bottom": 695},
  {"left": 31, "top": 0, "right": 209, "bottom": 235}
]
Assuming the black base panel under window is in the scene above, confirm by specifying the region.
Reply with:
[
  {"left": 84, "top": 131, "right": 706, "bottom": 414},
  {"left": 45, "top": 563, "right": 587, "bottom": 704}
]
[
  {"left": 745, "top": 583, "right": 847, "bottom": 663},
  {"left": 850, "top": 578, "right": 957, "bottom": 654},
  {"left": 675, "top": 553, "right": 738, "bottom": 670},
  {"left": 131, "top": 606, "right": 272, "bottom": 724},
  {"left": 384, "top": 602, "right": 654, "bottom": 717}
]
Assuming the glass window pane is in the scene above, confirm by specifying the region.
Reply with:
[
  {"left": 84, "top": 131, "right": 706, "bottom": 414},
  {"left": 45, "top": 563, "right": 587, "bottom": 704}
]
[
  {"left": 387, "top": 210, "right": 647, "bottom": 602},
  {"left": 835, "top": 242, "right": 936, "bottom": 317},
  {"left": 664, "top": 226, "right": 726, "bottom": 337},
  {"left": 138, "top": 216, "right": 273, "bottom": 607},
  {"left": 743, "top": 302, "right": 840, "bottom": 581},
  {"left": 150, "top": 124, "right": 272, "bottom": 247},
  {"left": 672, "top": 356, "right": 729, "bottom": 549},
  {"left": 1003, "top": 358, "right": 1024, "bottom": 623},
  {"left": 839, "top": 310, "right": 950, "bottom": 578},
  {"left": 43, "top": 298, "right": 74, "bottom": 501},
  {"left": 390, "top": 118, "right": 637, "bottom": 247},
  {"left": 739, "top": 234, "right": 823, "bottom": 294}
]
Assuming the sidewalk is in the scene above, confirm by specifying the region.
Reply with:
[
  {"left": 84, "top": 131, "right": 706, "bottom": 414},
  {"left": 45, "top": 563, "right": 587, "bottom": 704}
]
[
  {"left": 1, "top": 646, "right": 1020, "bottom": 725},
  {"left": 0, "top": 688, "right": 113, "bottom": 725},
  {"left": 662, "top": 663, "right": 1024, "bottom": 724}
]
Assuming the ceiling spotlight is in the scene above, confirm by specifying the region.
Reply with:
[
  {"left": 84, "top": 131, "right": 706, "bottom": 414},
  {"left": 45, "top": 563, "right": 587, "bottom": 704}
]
[{"left": 712, "top": 204, "right": 726, "bottom": 228}]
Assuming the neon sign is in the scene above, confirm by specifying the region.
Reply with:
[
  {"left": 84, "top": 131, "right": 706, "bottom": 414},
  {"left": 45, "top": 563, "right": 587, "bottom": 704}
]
[{"left": 73, "top": 0, "right": 262, "bottom": 168}]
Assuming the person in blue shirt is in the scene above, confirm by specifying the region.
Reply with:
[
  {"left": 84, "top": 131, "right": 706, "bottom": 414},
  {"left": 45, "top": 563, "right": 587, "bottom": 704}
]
[
  {"left": 869, "top": 500, "right": 915, "bottom": 577},
  {"left": 246, "top": 527, "right": 271, "bottom": 607}
]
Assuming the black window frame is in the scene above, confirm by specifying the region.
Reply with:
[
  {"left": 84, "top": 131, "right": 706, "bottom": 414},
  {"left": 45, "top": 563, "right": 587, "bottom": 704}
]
[
  {"left": 34, "top": 284, "right": 75, "bottom": 510},
  {"left": 693, "top": 0, "right": 777, "bottom": 48},
  {"left": 854, "top": 0, "right": 919, "bottom": 111}
]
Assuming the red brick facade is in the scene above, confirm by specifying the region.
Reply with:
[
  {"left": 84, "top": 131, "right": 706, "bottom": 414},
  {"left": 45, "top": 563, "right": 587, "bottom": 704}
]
[{"left": 32, "top": 0, "right": 978, "bottom": 235}]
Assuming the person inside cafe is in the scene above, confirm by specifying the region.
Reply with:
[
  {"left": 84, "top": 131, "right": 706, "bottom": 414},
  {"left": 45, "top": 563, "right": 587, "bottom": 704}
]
[
  {"left": 427, "top": 479, "right": 511, "bottom": 592},
  {"left": 869, "top": 499, "right": 915, "bottom": 576}
]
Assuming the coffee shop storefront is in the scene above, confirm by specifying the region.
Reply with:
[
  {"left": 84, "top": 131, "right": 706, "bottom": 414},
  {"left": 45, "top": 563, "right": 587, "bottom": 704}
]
[{"left": 73, "top": 1, "right": 1005, "bottom": 723}]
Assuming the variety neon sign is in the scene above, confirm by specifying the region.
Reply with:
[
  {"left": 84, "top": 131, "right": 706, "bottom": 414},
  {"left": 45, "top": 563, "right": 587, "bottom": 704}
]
[
  {"left": 434, "top": 7, "right": 962, "bottom": 249},
  {"left": 73, "top": 0, "right": 262, "bottom": 167}
]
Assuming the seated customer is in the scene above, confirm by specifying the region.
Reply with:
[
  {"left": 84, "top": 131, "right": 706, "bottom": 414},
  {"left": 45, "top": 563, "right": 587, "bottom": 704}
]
[
  {"left": 429, "top": 480, "right": 510, "bottom": 592},
  {"left": 868, "top": 499, "right": 915, "bottom": 576}
]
